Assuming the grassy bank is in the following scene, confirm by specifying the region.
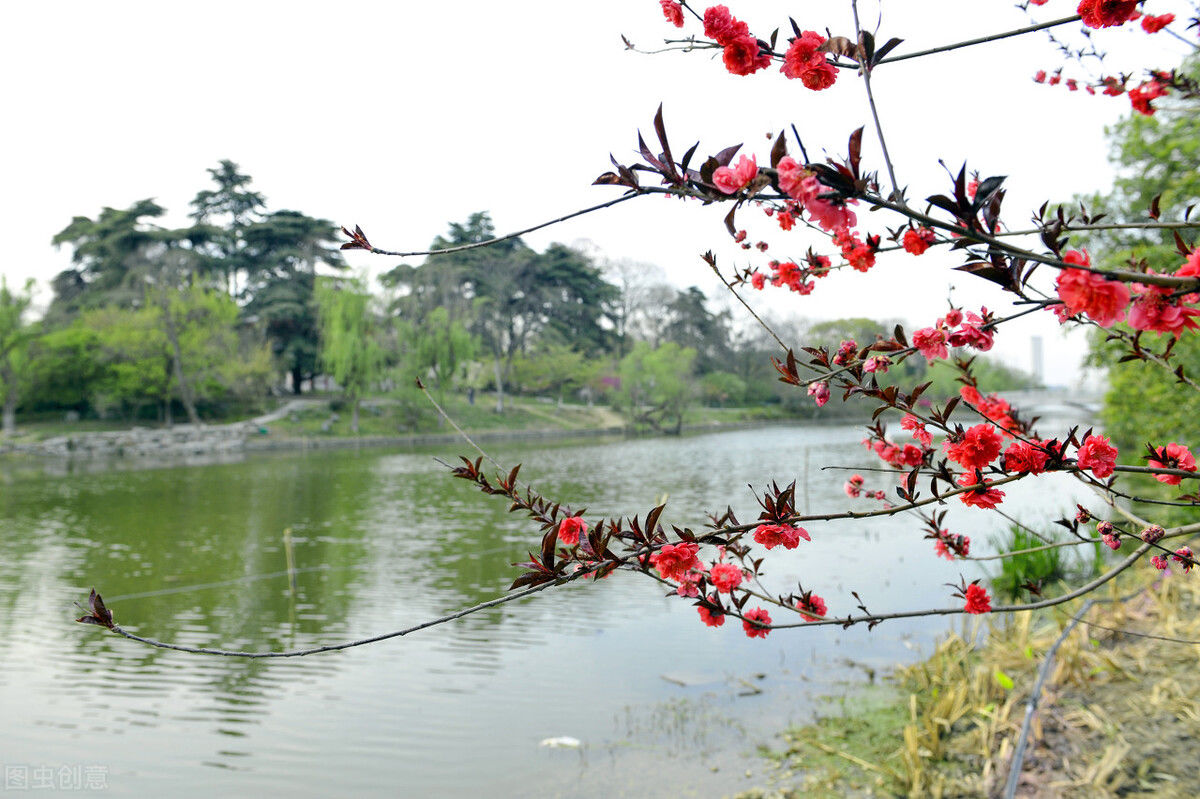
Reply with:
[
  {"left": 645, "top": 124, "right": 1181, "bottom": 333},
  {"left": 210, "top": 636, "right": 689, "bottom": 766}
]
[{"left": 737, "top": 564, "right": 1200, "bottom": 798}]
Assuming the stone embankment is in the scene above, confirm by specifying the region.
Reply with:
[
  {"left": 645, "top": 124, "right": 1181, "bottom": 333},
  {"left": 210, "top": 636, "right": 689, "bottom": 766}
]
[{"left": 5, "top": 422, "right": 258, "bottom": 459}]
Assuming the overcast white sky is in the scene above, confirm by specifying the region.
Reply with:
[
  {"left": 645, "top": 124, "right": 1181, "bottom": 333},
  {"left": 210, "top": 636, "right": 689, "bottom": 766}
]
[{"left": 2, "top": 1, "right": 1194, "bottom": 386}]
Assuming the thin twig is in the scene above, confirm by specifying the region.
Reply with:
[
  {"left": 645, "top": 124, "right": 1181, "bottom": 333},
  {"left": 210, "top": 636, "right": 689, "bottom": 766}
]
[
  {"left": 878, "top": 16, "right": 1082, "bottom": 65},
  {"left": 108, "top": 568, "right": 596, "bottom": 658},
  {"left": 366, "top": 193, "right": 642, "bottom": 258},
  {"left": 852, "top": 0, "right": 901, "bottom": 200}
]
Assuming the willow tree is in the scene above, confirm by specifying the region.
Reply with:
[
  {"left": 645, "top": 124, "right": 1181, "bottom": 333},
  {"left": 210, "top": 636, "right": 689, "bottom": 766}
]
[{"left": 315, "top": 276, "right": 386, "bottom": 433}]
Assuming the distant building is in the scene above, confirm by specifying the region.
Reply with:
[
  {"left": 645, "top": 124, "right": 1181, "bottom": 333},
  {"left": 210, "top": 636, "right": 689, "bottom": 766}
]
[{"left": 1031, "top": 336, "right": 1044, "bottom": 386}]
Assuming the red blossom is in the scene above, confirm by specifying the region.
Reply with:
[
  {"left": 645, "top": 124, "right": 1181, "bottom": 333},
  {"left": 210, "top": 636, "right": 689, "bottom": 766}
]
[
  {"left": 1141, "top": 13, "right": 1175, "bottom": 33},
  {"left": 834, "top": 228, "right": 875, "bottom": 272},
  {"left": 964, "top": 583, "right": 991, "bottom": 614},
  {"left": 1172, "top": 547, "right": 1195, "bottom": 573},
  {"left": 750, "top": 271, "right": 765, "bottom": 290},
  {"left": 702, "top": 5, "right": 747, "bottom": 44},
  {"left": 902, "top": 227, "right": 936, "bottom": 255},
  {"left": 912, "top": 327, "right": 949, "bottom": 360},
  {"left": 650, "top": 542, "right": 701, "bottom": 581},
  {"left": 1004, "top": 440, "right": 1050, "bottom": 475},
  {"left": 807, "top": 381, "right": 830, "bottom": 407},
  {"left": 722, "top": 34, "right": 771, "bottom": 76},
  {"left": 782, "top": 30, "right": 824, "bottom": 74},
  {"left": 947, "top": 311, "right": 995, "bottom": 352},
  {"left": 800, "top": 59, "right": 838, "bottom": 91},
  {"left": 901, "top": 414, "right": 933, "bottom": 447},
  {"left": 660, "top": 0, "right": 685, "bottom": 27},
  {"left": 781, "top": 30, "right": 838, "bottom": 91},
  {"left": 1128, "top": 79, "right": 1169, "bottom": 115},
  {"left": 697, "top": 594, "right": 726, "bottom": 627},
  {"left": 796, "top": 593, "right": 827, "bottom": 621},
  {"left": 957, "top": 470, "right": 1005, "bottom": 508},
  {"left": 1077, "top": 434, "right": 1118, "bottom": 478},
  {"left": 1077, "top": 0, "right": 1139, "bottom": 28},
  {"left": 1128, "top": 287, "right": 1200, "bottom": 336},
  {"left": 753, "top": 523, "right": 810, "bottom": 550},
  {"left": 742, "top": 607, "right": 772, "bottom": 638},
  {"left": 709, "top": 562, "right": 744, "bottom": 593},
  {"left": 863, "top": 355, "right": 891, "bottom": 373},
  {"left": 1147, "top": 442, "right": 1197, "bottom": 485},
  {"left": 944, "top": 424, "right": 1003, "bottom": 470},
  {"left": 775, "top": 157, "right": 809, "bottom": 199},
  {"left": 1054, "top": 250, "right": 1130, "bottom": 327},
  {"left": 713, "top": 154, "right": 758, "bottom": 194},
  {"left": 1151, "top": 554, "right": 1169, "bottom": 570},
  {"left": 558, "top": 515, "right": 588, "bottom": 545}
]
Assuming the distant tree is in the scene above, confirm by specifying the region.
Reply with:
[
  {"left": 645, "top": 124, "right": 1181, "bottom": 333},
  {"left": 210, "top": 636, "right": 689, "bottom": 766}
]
[
  {"left": 0, "top": 278, "right": 37, "bottom": 435},
  {"left": 316, "top": 276, "right": 387, "bottom": 433},
  {"left": 242, "top": 210, "right": 346, "bottom": 393},
  {"left": 661, "top": 286, "right": 733, "bottom": 374},
  {"left": 511, "top": 339, "right": 588, "bottom": 404},
  {"left": 25, "top": 325, "right": 108, "bottom": 412},
  {"left": 700, "top": 370, "right": 747, "bottom": 407},
  {"left": 188, "top": 160, "right": 267, "bottom": 298},
  {"left": 534, "top": 243, "right": 619, "bottom": 355},
  {"left": 619, "top": 340, "right": 696, "bottom": 434},
  {"left": 83, "top": 306, "right": 172, "bottom": 421},
  {"left": 49, "top": 199, "right": 168, "bottom": 319},
  {"left": 409, "top": 306, "right": 476, "bottom": 400}
]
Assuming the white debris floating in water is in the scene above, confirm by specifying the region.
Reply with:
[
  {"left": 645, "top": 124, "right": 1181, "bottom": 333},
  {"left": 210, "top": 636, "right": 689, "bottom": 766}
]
[{"left": 539, "top": 736, "right": 582, "bottom": 749}]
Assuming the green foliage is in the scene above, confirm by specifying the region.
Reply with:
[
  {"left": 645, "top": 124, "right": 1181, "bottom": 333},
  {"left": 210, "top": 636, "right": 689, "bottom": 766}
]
[
  {"left": 409, "top": 306, "right": 477, "bottom": 397},
  {"left": 510, "top": 339, "right": 586, "bottom": 400},
  {"left": 25, "top": 325, "right": 108, "bottom": 410},
  {"left": 920, "top": 354, "right": 1040, "bottom": 399},
  {"left": 989, "top": 526, "right": 1069, "bottom": 602},
  {"left": 699, "top": 370, "right": 746, "bottom": 407},
  {"left": 82, "top": 305, "right": 172, "bottom": 416},
  {"left": 661, "top": 286, "right": 732, "bottom": 375},
  {"left": 618, "top": 340, "right": 696, "bottom": 433},
  {"left": 0, "top": 278, "right": 37, "bottom": 433},
  {"left": 316, "top": 276, "right": 387, "bottom": 432}
]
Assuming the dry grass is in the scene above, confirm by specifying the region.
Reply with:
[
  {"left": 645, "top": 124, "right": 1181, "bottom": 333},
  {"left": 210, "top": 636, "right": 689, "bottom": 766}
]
[{"left": 738, "top": 565, "right": 1200, "bottom": 798}]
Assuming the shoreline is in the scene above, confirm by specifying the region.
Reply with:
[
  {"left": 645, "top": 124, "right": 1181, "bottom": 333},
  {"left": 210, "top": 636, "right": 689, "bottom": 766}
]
[{"left": 0, "top": 416, "right": 847, "bottom": 462}]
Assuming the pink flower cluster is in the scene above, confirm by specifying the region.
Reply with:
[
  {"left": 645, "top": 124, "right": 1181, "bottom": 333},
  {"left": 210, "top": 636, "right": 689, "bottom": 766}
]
[
  {"left": 1054, "top": 249, "right": 1200, "bottom": 336},
  {"left": 932, "top": 529, "right": 971, "bottom": 561},
  {"left": 913, "top": 308, "right": 995, "bottom": 361},
  {"left": 713, "top": 154, "right": 758, "bottom": 195},
  {"left": 650, "top": 542, "right": 701, "bottom": 581},
  {"left": 866, "top": 437, "right": 926, "bottom": 469},
  {"left": 901, "top": 414, "right": 933, "bottom": 447},
  {"left": 753, "top": 523, "right": 810, "bottom": 550},
  {"left": 776, "top": 157, "right": 858, "bottom": 233},
  {"left": 660, "top": 0, "right": 684, "bottom": 27},
  {"left": 959, "top": 385, "right": 1017, "bottom": 435}
]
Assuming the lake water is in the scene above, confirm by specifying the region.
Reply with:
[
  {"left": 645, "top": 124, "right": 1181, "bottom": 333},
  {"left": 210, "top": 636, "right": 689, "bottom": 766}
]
[{"left": 0, "top": 422, "right": 1095, "bottom": 797}]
